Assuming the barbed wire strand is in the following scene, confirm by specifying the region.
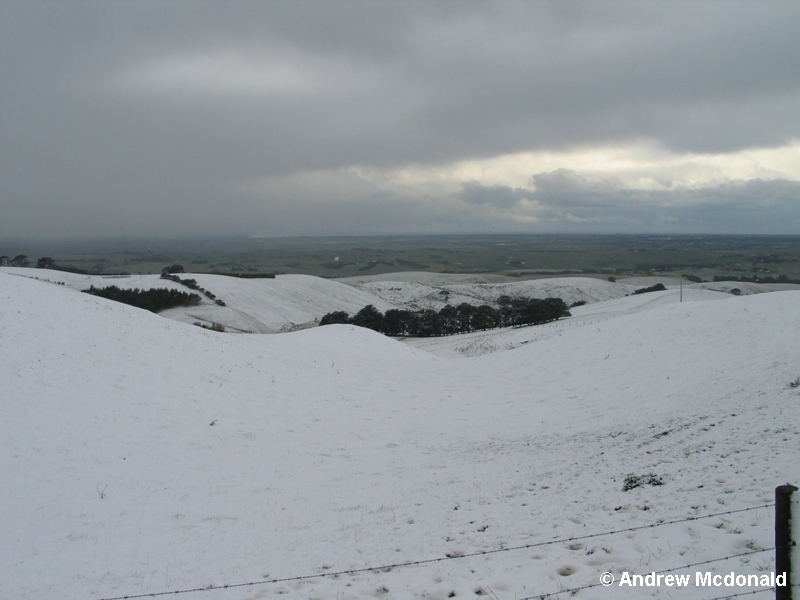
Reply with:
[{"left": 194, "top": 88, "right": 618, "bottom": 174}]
[
  {"left": 517, "top": 546, "right": 774, "bottom": 600},
  {"left": 95, "top": 503, "right": 774, "bottom": 600},
  {"left": 711, "top": 588, "right": 776, "bottom": 599}
]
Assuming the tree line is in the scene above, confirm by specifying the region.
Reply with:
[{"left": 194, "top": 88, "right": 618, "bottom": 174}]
[
  {"left": 713, "top": 274, "right": 799, "bottom": 284},
  {"left": 1, "top": 255, "right": 103, "bottom": 274},
  {"left": 83, "top": 285, "right": 202, "bottom": 313},
  {"left": 320, "top": 296, "right": 571, "bottom": 337},
  {"left": 160, "top": 272, "right": 227, "bottom": 306}
]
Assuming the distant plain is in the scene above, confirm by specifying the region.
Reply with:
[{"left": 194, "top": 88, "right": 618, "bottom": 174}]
[{"left": 4, "top": 234, "right": 800, "bottom": 282}]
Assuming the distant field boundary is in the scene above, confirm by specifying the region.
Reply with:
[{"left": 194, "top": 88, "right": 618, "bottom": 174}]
[
  {"left": 208, "top": 272, "right": 276, "bottom": 279},
  {"left": 8, "top": 233, "right": 800, "bottom": 280}
]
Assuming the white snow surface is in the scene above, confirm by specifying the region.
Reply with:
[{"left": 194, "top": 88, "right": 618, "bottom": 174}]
[{"left": 2, "top": 270, "right": 800, "bottom": 599}]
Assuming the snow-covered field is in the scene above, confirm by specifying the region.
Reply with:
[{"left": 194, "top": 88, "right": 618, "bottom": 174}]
[{"left": 2, "top": 269, "right": 799, "bottom": 599}]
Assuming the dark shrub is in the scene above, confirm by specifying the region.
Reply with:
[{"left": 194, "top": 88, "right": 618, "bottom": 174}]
[
  {"left": 634, "top": 283, "right": 666, "bottom": 295},
  {"left": 622, "top": 473, "right": 664, "bottom": 492}
]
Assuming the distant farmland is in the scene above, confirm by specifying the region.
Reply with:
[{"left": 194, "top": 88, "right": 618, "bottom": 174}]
[{"left": 4, "top": 233, "right": 800, "bottom": 281}]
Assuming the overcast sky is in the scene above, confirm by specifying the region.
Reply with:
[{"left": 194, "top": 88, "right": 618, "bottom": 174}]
[{"left": 2, "top": 1, "right": 799, "bottom": 238}]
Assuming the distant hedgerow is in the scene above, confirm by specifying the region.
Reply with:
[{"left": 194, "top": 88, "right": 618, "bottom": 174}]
[
  {"left": 83, "top": 285, "right": 201, "bottom": 313},
  {"left": 633, "top": 283, "right": 667, "bottom": 295},
  {"left": 160, "top": 272, "right": 226, "bottom": 306}
]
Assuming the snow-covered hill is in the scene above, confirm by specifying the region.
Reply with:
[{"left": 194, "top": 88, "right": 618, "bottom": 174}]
[
  {"left": 2, "top": 270, "right": 799, "bottom": 599},
  {"left": 7, "top": 267, "right": 796, "bottom": 335},
  {"left": 403, "top": 287, "right": 731, "bottom": 358},
  {"left": 1, "top": 268, "right": 397, "bottom": 333},
  {"left": 344, "top": 271, "right": 800, "bottom": 314}
]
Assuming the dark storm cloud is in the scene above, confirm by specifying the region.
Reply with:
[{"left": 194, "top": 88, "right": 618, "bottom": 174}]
[
  {"left": 457, "top": 182, "right": 532, "bottom": 208},
  {"left": 1, "top": 1, "right": 799, "bottom": 237}
]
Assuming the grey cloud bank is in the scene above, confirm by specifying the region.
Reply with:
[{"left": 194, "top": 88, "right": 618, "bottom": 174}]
[{"left": 1, "top": 1, "right": 799, "bottom": 238}]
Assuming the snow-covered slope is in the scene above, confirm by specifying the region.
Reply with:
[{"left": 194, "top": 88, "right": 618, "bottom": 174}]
[
  {"left": 159, "top": 273, "right": 397, "bottom": 332},
  {"left": 404, "top": 287, "right": 731, "bottom": 358},
  {"left": 354, "top": 277, "right": 632, "bottom": 312},
  {"left": 338, "top": 271, "right": 526, "bottom": 285},
  {"left": 1, "top": 268, "right": 396, "bottom": 332},
  {"left": 2, "top": 271, "right": 799, "bottom": 599},
  {"left": 9, "top": 267, "right": 796, "bottom": 335}
]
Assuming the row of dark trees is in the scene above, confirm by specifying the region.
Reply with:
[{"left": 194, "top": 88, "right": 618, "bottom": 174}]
[
  {"left": 633, "top": 282, "right": 667, "bottom": 294},
  {"left": 320, "top": 297, "right": 571, "bottom": 337},
  {"left": 83, "top": 285, "right": 202, "bottom": 314},
  {"left": 713, "top": 274, "right": 799, "bottom": 284},
  {"left": 160, "top": 272, "right": 226, "bottom": 306}
]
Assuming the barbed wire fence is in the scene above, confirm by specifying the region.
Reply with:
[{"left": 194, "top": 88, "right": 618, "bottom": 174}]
[{"left": 95, "top": 503, "right": 781, "bottom": 600}]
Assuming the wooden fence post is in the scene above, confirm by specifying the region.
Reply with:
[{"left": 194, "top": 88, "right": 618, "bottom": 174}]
[{"left": 776, "top": 484, "right": 798, "bottom": 600}]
